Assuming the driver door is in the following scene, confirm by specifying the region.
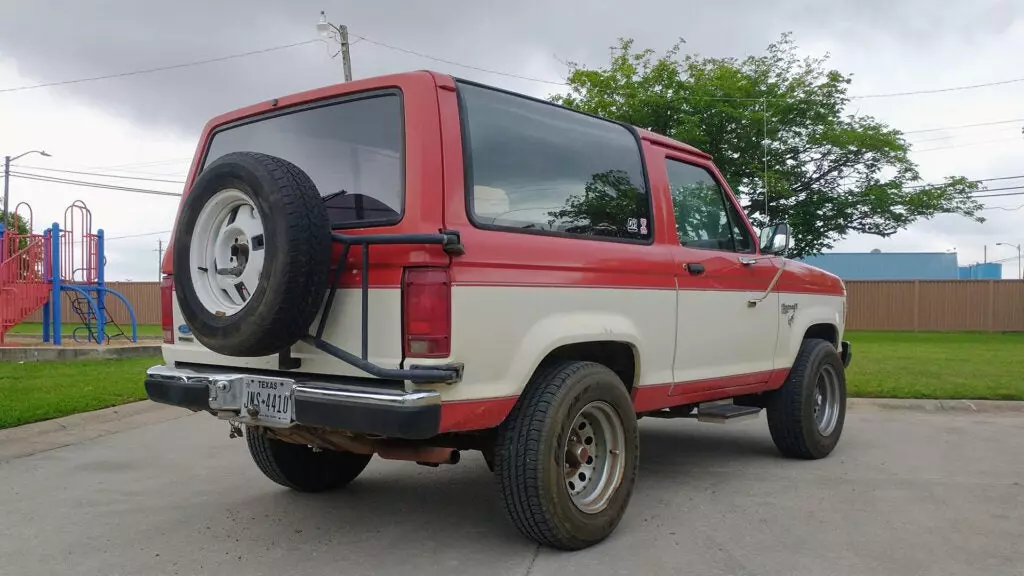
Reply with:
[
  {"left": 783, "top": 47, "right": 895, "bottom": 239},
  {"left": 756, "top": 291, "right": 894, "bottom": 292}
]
[{"left": 660, "top": 153, "right": 782, "bottom": 390}]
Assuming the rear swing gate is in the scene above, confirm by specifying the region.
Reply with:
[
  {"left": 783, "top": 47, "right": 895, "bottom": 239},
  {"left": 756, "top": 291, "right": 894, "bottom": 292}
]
[{"left": 234, "top": 229, "right": 466, "bottom": 427}]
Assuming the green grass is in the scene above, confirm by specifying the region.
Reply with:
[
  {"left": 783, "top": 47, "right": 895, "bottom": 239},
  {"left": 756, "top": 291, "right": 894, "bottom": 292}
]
[
  {"left": 0, "top": 330, "right": 1019, "bottom": 430},
  {"left": 8, "top": 322, "right": 162, "bottom": 338},
  {"left": 846, "top": 331, "right": 1024, "bottom": 401},
  {"left": 0, "top": 357, "right": 158, "bottom": 429}
]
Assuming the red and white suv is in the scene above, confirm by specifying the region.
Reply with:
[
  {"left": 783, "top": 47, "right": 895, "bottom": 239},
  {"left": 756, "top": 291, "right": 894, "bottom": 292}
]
[{"left": 146, "top": 70, "right": 852, "bottom": 550}]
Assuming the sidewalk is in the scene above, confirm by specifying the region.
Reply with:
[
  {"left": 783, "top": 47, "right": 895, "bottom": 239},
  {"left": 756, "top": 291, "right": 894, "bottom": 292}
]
[{"left": 0, "top": 400, "right": 192, "bottom": 462}]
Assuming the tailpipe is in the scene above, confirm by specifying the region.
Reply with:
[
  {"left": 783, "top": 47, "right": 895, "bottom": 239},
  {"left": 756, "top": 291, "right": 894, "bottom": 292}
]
[{"left": 376, "top": 446, "right": 460, "bottom": 466}]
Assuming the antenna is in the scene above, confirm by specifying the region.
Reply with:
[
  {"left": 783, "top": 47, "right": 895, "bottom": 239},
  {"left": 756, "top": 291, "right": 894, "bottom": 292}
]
[{"left": 762, "top": 98, "right": 769, "bottom": 224}]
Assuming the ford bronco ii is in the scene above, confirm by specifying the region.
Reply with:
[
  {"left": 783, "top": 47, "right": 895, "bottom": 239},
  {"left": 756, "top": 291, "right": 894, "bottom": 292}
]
[{"left": 145, "top": 70, "right": 852, "bottom": 551}]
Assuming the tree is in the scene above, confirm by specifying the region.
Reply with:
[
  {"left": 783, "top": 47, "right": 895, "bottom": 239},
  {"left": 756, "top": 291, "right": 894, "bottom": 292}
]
[{"left": 550, "top": 33, "right": 985, "bottom": 257}]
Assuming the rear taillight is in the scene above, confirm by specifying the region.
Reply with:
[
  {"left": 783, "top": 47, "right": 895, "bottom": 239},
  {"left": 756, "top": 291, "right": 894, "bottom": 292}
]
[
  {"left": 161, "top": 274, "right": 174, "bottom": 344},
  {"left": 402, "top": 267, "right": 451, "bottom": 358}
]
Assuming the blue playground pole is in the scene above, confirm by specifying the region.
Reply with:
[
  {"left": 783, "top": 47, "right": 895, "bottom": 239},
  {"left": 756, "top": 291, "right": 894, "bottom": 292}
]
[
  {"left": 42, "top": 229, "right": 51, "bottom": 343},
  {"left": 50, "top": 222, "right": 62, "bottom": 346},
  {"left": 95, "top": 229, "right": 106, "bottom": 343}
]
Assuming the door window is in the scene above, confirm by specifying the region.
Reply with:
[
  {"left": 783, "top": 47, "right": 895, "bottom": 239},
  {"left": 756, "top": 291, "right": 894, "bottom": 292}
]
[{"left": 664, "top": 158, "right": 754, "bottom": 253}]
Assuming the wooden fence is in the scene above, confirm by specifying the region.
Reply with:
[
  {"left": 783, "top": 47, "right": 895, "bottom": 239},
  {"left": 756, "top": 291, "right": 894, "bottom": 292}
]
[
  {"left": 20, "top": 279, "right": 1024, "bottom": 332},
  {"left": 845, "top": 280, "right": 1024, "bottom": 332},
  {"left": 24, "top": 281, "right": 162, "bottom": 325}
]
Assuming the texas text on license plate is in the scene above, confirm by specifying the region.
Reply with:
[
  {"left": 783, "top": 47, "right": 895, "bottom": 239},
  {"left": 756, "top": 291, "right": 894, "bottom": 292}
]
[{"left": 242, "top": 377, "right": 294, "bottom": 425}]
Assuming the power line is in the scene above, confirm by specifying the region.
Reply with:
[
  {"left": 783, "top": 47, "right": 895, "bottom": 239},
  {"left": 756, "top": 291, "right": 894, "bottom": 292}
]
[
  {"left": 8, "top": 172, "right": 182, "bottom": 197},
  {"left": 974, "top": 185, "right": 1024, "bottom": 194},
  {"left": 850, "top": 76, "right": 1024, "bottom": 99},
  {"left": 906, "top": 174, "right": 1024, "bottom": 190},
  {"left": 980, "top": 204, "right": 1024, "bottom": 211},
  {"left": 913, "top": 135, "right": 1024, "bottom": 151},
  {"left": 973, "top": 187, "right": 1024, "bottom": 199},
  {"left": 0, "top": 39, "right": 320, "bottom": 94},
  {"left": 106, "top": 230, "right": 172, "bottom": 241},
  {"left": 903, "top": 118, "right": 1024, "bottom": 135},
  {"left": 13, "top": 165, "right": 185, "bottom": 184},
  {"left": 349, "top": 32, "right": 568, "bottom": 86}
]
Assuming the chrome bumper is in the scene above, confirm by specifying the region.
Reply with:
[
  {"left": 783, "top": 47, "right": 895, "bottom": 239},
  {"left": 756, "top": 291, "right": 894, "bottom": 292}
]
[{"left": 144, "top": 364, "right": 443, "bottom": 440}]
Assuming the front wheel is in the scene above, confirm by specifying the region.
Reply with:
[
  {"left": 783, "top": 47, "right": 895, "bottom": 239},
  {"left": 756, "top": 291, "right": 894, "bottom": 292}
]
[
  {"left": 245, "top": 426, "right": 372, "bottom": 492},
  {"left": 494, "top": 361, "right": 639, "bottom": 550},
  {"left": 765, "top": 338, "right": 847, "bottom": 459}
]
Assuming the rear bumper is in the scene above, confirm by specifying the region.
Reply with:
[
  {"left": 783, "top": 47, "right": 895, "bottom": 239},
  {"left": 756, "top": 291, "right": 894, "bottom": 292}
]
[
  {"left": 144, "top": 364, "right": 441, "bottom": 440},
  {"left": 840, "top": 340, "right": 852, "bottom": 368}
]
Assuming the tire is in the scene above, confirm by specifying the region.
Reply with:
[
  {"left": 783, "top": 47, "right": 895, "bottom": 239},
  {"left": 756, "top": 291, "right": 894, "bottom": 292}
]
[
  {"left": 494, "top": 361, "right": 640, "bottom": 550},
  {"left": 765, "top": 338, "right": 847, "bottom": 459},
  {"left": 245, "top": 426, "right": 372, "bottom": 492},
  {"left": 172, "top": 151, "right": 331, "bottom": 357}
]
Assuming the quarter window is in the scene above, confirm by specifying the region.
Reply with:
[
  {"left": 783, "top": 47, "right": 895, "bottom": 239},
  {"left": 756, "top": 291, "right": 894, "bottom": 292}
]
[
  {"left": 665, "top": 158, "right": 754, "bottom": 253},
  {"left": 457, "top": 81, "right": 651, "bottom": 241}
]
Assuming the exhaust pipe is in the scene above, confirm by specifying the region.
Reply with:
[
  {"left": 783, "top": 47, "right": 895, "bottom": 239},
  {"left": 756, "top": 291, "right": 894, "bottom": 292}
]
[{"left": 376, "top": 446, "right": 460, "bottom": 466}]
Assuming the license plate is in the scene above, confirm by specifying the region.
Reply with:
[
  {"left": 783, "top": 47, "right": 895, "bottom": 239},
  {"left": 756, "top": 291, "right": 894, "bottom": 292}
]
[{"left": 242, "top": 377, "right": 294, "bottom": 425}]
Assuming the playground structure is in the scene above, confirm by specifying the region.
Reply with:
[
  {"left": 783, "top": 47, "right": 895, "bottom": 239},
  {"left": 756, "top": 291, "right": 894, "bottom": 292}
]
[{"left": 0, "top": 200, "right": 138, "bottom": 346}]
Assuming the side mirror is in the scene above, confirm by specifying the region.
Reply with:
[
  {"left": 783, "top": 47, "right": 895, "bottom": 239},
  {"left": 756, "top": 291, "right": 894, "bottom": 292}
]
[{"left": 759, "top": 222, "right": 791, "bottom": 256}]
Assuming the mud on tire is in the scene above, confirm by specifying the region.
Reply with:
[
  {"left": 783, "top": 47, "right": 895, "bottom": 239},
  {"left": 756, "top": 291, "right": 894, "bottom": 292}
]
[
  {"left": 494, "top": 361, "right": 640, "bottom": 550},
  {"left": 172, "top": 151, "right": 331, "bottom": 357}
]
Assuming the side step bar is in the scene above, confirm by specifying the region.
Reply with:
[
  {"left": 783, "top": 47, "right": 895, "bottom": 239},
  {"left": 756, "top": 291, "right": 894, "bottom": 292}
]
[{"left": 696, "top": 402, "right": 762, "bottom": 424}]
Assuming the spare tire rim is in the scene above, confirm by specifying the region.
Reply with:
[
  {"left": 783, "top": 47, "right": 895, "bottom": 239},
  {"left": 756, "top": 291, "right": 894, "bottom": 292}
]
[
  {"left": 813, "top": 364, "right": 841, "bottom": 436},
  {"left": 563, "top": 400, "right": 627, "bottom": 514},
  {"left": 189, "top": 188, "right": 266, "bottom": 317}
]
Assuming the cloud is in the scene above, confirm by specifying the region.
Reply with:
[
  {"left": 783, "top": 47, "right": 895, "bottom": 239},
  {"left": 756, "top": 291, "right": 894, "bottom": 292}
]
[{"left": 2, "top": 0, "right": 1023, "bottom": 278}]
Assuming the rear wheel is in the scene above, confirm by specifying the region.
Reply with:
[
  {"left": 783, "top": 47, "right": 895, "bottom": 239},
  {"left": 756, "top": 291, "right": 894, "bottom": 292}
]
[
  {"left": 494, "top": 361, "right": 639, "bottom": 550},
  {"left": 245, "top": 426, "right": 372, "bottom": 492},
  {"left": 765, "top": 338, "right": 847, "bottom": 459}
]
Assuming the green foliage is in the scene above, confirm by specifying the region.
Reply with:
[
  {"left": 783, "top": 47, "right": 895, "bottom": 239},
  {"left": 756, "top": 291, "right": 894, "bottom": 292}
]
[
  {"left": 550, "top": 33, "right": 985, "bottom": 257},
  {"left": 1, "top": 211, "right": 30, "bottom": 236},
  {"left": 1, "top": 211, "right": 32, "bottom": 254}
]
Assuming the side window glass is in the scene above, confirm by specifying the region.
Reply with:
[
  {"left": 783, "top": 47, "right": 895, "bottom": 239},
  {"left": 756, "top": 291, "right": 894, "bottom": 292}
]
[
  {"left": 664, "top": 159, "right": 752, "bottom": 253},
  {"left": 457, "top": 81, "right": 651, "bottom": 242}
]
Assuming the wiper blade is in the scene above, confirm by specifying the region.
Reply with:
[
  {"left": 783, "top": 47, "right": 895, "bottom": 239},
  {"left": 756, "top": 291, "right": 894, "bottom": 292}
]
[{"left": 321, "top": 189, "right": 349, "bottom": 202}]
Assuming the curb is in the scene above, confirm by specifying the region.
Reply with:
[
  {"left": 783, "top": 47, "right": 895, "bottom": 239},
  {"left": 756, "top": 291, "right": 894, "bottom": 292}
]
[
  {"left": 849, "top": 397, "right": 1024, "bottom": 413},
  {"left": 0, "top": 400, "right": 194, "bottom": 462},
  {"left": 0, "top": 345, "right": 162, "bottom": 363}
]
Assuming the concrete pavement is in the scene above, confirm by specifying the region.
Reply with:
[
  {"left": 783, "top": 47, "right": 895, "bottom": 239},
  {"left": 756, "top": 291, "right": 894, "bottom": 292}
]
[{"left": 1, "top": 406, "right": 1022, "bottom": 576}]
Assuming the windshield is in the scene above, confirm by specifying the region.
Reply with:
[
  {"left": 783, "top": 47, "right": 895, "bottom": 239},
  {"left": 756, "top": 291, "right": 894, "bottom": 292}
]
[{"left": 202, "top": 90, "right": 404, "bottom": 228}]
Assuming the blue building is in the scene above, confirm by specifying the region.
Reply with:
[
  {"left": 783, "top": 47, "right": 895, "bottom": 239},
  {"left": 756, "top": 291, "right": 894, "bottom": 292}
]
[
  {"left": 798, "top": 251, "right": 964, "bottom": 280},
  {"left": 958, "top": 262, "right": 1003, "bottom": 279}
]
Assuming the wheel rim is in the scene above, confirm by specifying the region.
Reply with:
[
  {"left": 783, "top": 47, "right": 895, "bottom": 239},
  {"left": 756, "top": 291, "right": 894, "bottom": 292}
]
[
  {"left": 188, "top": 188, "right": 266, "bottom": 317},
  {"left": 813, "top": 364, "right": 841, "bottom": 436},
  {"left": 563, "top": 401, "right": 627, "bottom": 514}
]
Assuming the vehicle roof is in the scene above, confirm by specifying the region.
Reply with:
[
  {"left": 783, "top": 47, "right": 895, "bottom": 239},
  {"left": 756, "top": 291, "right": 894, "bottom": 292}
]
[{"left": 199, "top": 70, "right": 711, "bottom": 160}]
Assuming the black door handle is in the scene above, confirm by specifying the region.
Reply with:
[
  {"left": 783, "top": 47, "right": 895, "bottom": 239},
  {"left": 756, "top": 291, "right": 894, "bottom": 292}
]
[{"left": 685, "top": 263, "right": 705, "bottom": 275}]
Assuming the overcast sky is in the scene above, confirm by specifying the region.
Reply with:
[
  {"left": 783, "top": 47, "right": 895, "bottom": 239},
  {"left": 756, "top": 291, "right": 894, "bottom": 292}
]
[{"left": 1, "top": 0, "right": 1023, "bottom": 281}]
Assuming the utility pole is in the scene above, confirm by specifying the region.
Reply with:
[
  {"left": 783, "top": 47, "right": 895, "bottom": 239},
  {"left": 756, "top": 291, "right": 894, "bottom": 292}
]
[
  {"left": 3, "top": 156, "right": 9, "bottom": 229},
  {"left": 2, "top": 149, "right": 51, "bottom": 229},
  {"left": 154, "top": 239, "right": 164, "bottom": 281},
  {"left": 317, "top": 10, "right": 352, "bottom": 82}
]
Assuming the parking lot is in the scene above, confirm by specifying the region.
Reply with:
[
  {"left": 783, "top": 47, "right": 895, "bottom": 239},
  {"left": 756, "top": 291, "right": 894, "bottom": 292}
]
[{"left": 1, "top": 403, "right": 1022, "bottom": 576}]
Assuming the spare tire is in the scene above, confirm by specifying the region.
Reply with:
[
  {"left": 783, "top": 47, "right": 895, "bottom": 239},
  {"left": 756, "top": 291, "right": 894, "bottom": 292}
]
[{"left": 172, "top": 151, "right": 331, "bottom": 357}]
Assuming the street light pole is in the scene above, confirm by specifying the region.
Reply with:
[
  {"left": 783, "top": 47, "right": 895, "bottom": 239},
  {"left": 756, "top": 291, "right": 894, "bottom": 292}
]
[
  {"left": 3, "top": 149, "right": 51, "bottom": 229},
  {"left": 317, "top": 10, "right": 352, "bottom": 82},
  {"left": 996, "top": 242, "right": 1022, "bottom": 280}
]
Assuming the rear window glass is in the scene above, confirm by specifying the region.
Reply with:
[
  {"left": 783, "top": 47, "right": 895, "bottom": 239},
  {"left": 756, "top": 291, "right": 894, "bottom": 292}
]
[
  {"left": 457, "top": 81, "right": 651, "bottom": 242},
  {"left": 202, "top": 91, "right": 404, "bottom": 228}
]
